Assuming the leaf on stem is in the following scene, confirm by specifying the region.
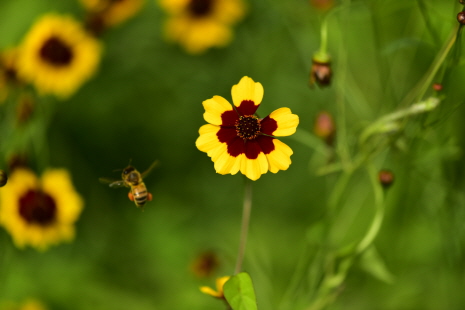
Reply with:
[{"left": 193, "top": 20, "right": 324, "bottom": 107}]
[{"left": 224, "top": 272, "right": 258, "bottom": 310}]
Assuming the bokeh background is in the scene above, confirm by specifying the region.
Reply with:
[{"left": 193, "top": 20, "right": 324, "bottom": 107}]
[{"left": 1, "top": 0, "right": 465, "bottom": 309}]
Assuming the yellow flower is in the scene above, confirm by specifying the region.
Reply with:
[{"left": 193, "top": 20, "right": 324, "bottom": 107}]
[
  {"left": 159, "top": 0, "right": 245, "bottom": 54},
  {"left": 200, "top": 275, "right": 230, "bottom": 299},
  {"left": 80, "top": 0, "right": 145, "bottom": 28},
  {"left": 0, "top": 299, "right": 47, "bottom": 310},
  {"left": 0, "top": 168, "right": 84, "bottom": 250},
  {"left": 196, "top": 76, "right": 299, "bottom": 181},
  {"left": 16, "top": 14, "right": 102, "bottom": 98}
]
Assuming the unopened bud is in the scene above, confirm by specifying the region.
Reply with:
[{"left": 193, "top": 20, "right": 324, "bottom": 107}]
[
  {"left": 458, "top": 11, "right": 465, "bottom": 25},
  {"left": 378, "top": 169, "right": 394, "bottom": 189},
  {"left": 310, "top": 58, "right": 332, "bottom": 88},
  {"left": 310, "top": 0, "right": 335, "bottom": 11},
  {"left": 314, "top": 111, "right": 335, "bottom": 145},
  {"left": 432, "top": 83, "right": 442, "bottom": 91},
  {"left": 0, "top": 170, "right": 8, "bottom": 187}
]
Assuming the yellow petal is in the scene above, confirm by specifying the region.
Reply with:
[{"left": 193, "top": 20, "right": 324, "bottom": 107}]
[
  {"left": 240, "top": 153, "right": 268, "bottom": 180},
  {"left": 202, "top": 96, "right": 233, "bottom": 125},
  {"left": 214, "top": 151, "right": 240, "bottom": 175},
  {"left": 266, "top": 139, "right": 293, "bottom": 173},
  {"left": 231, "top": 76, "right": 264, "bottom": 107},
  {"left": 200, "top": 286, "right": 222, "bottom": 298},
  {"left": 268, "top": 108, "right": 299, "bottom": 136},
  {"left": 196, "top": 124, "right": 221, "bottom": 153}
]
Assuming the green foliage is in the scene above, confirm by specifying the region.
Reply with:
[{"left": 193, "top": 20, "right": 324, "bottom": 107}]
[{"left": 224, "top": 273, "right": 258, "bottom": 310}]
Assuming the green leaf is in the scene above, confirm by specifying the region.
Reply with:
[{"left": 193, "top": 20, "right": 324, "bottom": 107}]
[
  {"left": 359, "top": 246, "right": 395, "bottom": 284},
  {"left": 223, "top": 272, "right": 258, "bottom": 310}
]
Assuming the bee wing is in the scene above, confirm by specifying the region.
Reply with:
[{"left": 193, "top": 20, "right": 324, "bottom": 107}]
[
  {"left": 99, "top": 178, "right": 126, "bottom": 188},
  {"left": 141, "top": 160, "right": 159, "bottom": 179}
]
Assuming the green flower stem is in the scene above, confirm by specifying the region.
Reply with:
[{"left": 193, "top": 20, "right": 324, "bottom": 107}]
[
  {"left": 402, "top": 24, "right": 458, "bottom": 107},
  {"left": 359, "top": 97, "right": 441, "bottom": 145},
  {"left": 355, "top": 165, "right": 385, "bottom": 254},
  {"left": 234, "top": 179, "right": 253, "bottom": 274}
]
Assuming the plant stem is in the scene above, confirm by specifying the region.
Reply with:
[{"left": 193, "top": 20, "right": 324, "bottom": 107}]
[{"left": 234, "top": 179, "right": 253, "bottom": 274}]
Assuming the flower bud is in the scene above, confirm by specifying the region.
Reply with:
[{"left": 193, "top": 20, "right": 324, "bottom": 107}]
[
  {"left": 378, "top": 169, "right": 394, "bottom": 189},
  {"left": 310, "top": 0, "right": 335, "bottom": 11},
  {"left": 432, "top": 83, "right": 442, "bottom": 92},
  {"left": 458, "top": 11, "right": 465, "bottom": 25},
  {"left": 0, "top": 170, "right": 8, "bottom": 187},
  {"left": 310, "top": 54, "right": 332, "bottom": 88},
  {"left": 314, "top": 111, "right": 335, "bottom": 145}
]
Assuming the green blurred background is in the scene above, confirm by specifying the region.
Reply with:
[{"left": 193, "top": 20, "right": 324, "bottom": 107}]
[{"left": 1, "top": 0, "right": 465, "bottom": 309}]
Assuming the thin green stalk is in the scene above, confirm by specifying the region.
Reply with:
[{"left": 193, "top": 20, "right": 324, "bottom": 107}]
[
  {"left": 416, "top": 0, "right": 441, "bottom": 46},
  {"left": 355, "top": 165, "right": 385, "bottom": 254},
  {"left": 234, "top": 179, "right": 253, "bottom": 274}
]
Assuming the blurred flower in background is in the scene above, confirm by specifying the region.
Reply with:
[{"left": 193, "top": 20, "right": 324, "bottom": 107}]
[
  {"left": 196, "top": 76, "right": 299, "bottom": 180},
  {"left": 310, "top": 0, "right": 335, "bottom": 11},
  {"left": 0, "top": 299, "right": 48, "bottom": 310},
  {"left": 0, "top": 48, "right": 20, "bottom": 103},
  {"left": 0, "top": 168, "right": 84, "bottom": 251},
  {"left": 80, "top": 0, "right": 145, "bottom": 34},
  {"left": 158, "top": 0, "right": 246, "bottom": 54},
  {"left": 16, "top": 14, "right": 102, "bottom": 98},
  {"left": 190, "top": 250, "right": 220, "bottom": 278}
]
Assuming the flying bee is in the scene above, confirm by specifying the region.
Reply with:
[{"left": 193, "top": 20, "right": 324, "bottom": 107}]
[{"left": 100, "top": 160, "right": 158, "bottom": 208}]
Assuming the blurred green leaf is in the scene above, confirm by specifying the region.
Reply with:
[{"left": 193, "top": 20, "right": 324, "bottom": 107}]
[
  {"left": 359, "top": 246, "right": 395, "bottom": 284},
  {"left": 224, "top": 272, "right": 258, "bottom": 310}
]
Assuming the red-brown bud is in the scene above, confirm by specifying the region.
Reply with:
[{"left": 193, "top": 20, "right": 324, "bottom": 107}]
[
  {"left": 310, "top": 59, "right": 332, "bottom": 88},
  {"left": 314, "top": 111, "right": 336, "bottom": 145},
  {"left": 310, "top": 0, "right": 335, "bottom": 11},
  {"left": 378, "top": 169, "right": 394, "bottom": 189},
  {"left": 432, "top": 83, "right": 443, "bottom": 91},
  {"left": 458, "top": 11, "right": 465, "bottom": 25}
]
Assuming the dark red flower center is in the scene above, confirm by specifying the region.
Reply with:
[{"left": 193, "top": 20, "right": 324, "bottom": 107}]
[
  {"left": 19, "top": 189, "right": 57, "bottom": 226},
  {"left": 235, "top": 115, "right": 261, "bottom": 140},
  {"left": 39, "top": 37, "right": 73, "bottom": 66},
  {"left": 187, "top": 0, "right": 214, "bottom": 17}
]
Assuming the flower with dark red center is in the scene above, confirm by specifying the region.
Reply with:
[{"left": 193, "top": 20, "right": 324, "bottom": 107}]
[
  {"left": 158, "top": 0, "right": 245, "bottom": 54},
  {"left": 16, "top": 14, "right": 101, "bottom": 98},
  {"left": 0, "top": 168, "right": 83, "bottom": 250},
  {"left": 196, "top": 76, "right": 299, "bottom": 181}
]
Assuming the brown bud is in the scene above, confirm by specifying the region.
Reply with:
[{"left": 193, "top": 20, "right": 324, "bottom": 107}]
[
  {"left": 432, "top": 83, "right": 443, "bottom": 91},
  {"left": 310, "top": 59, "right": 332, "bottom": 88},
  {"left": 310, "top": 0, "right": 335, "bottom": 11},
  {"left": 458, "top": 11, "right": 465, "bottom": 25},
  {"left": 378, "top": 169, "right": 394, "bottom": 189},
  {"left": 314, "top": 111, "right": 336, "bottom": 145},
  {"left": 190, "top": 251, "right": 219, "bottom": 278},
  {"left": 0, "top": 170, "right": 7, "bottom": 187},
  {"left": 16, "top": 94, "right": 35, "bottom": 125}
]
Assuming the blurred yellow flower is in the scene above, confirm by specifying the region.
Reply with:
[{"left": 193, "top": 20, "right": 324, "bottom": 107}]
[
  {"left": 200, "top": 275, "right": 230, "bottom": 299},
  {"left": 196, "top": 76, "right": 299, "bottom": 180},
  {"left": 16, "top": 14, "right": 102, "bottom": 98},
  {"left": 0, "top": 168, "right": 84, "bottom": 251},
  {"left": 80, "top": 0, "right": 145, "bottom": 29},
  {"left": 0, "top": 299, "right": 47, "bottom": 310},
  {"left": 159, "top": 0, "right": 246, "bottom": 54},
  {"left": 190, "top": 250, "right": 219, "bottom": 278}
]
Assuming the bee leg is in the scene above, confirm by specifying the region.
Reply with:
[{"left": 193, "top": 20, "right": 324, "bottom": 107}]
[
  {"left": 128, "top": 192, "right": 135, "bottom": 201},
  {"left": 147, "top": 193, "right": 153, "bottom": 201}
]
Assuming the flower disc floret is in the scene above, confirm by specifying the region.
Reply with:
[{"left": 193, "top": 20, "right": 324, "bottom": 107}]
[{"left": 196, "top": 76, "right": 299, "bottom": 181}]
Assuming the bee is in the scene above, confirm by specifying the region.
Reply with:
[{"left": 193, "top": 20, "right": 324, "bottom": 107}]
[{"left": 100, "top": 161, "right": 158, "bottom": 208}]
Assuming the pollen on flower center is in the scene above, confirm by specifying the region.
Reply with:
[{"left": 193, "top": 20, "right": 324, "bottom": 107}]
[
  {"left": 187, "top": 0, "right": 214, "bottom": 17},
  {"left": 235, "top": 115, "right": 261, "bottom": 140},
  {"left": 19, "top": 190, "right": 57, "bottom": 225},
  {"left": 39, "top": 37, "right": 73, "bottom": 66}
]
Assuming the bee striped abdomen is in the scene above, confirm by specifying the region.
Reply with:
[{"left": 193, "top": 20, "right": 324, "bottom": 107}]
[{"left": 132, "top": 183, "right": 148, "bottom": 207}]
